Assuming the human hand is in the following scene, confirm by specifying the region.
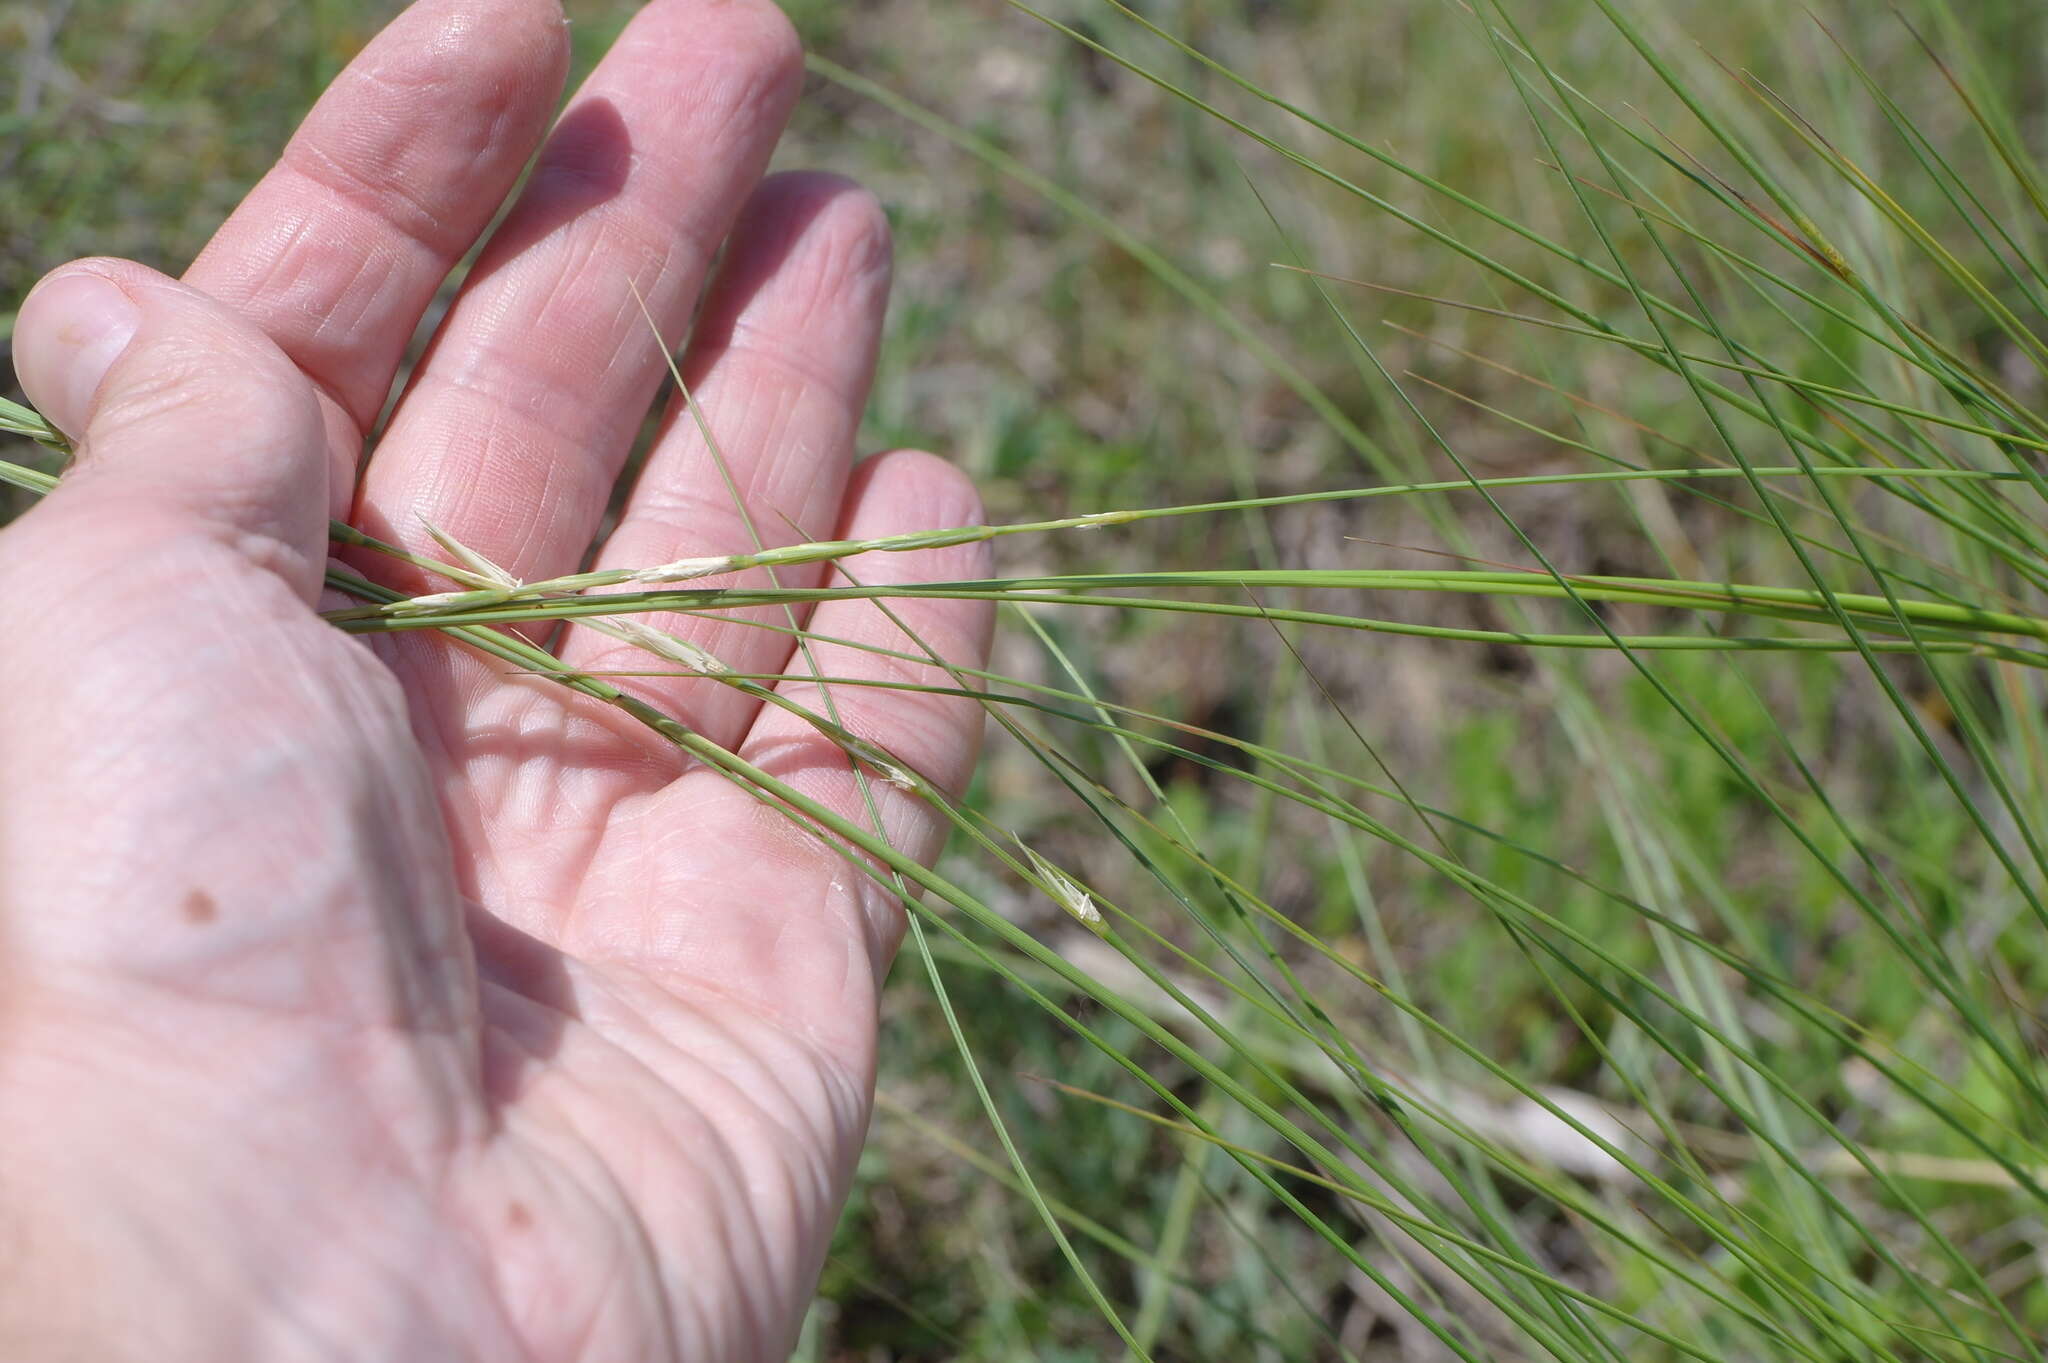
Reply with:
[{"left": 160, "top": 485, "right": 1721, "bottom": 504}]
[{"left": 0, "top": 2, "right": 989, "bottom": 1359}]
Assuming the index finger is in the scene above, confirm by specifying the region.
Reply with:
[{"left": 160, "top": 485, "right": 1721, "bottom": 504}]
[{"left": 185, "top": 0, "right": 569, "bottom": 436}]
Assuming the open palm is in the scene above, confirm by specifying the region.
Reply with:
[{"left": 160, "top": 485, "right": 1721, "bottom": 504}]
[{"left": 0, "top": 2, "right": 987, "bottom": 1359}]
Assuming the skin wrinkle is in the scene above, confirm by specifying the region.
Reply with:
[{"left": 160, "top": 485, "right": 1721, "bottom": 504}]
[
  {"left": 757, "top": 717, "right": 950, "bottom": 842},
  {"left": 305, "top": 220, "right": 416, "bottom": 352},
  {"left": 399, "top": 394, "right": 565, "bottom": 527},
  {"left": 712, "top": 258, "right": 891, "bottom": 373},
  {"left": 513, "top": 225, "right": 671, "bottom": 367},
  {"left": 555, "top": 1015, "right": 839, "bottom": 1350},
  {"left": 681, "top": 60, "right": 802, "bottom": 181},
  {"left": 448, "top": 782, "right": 601, "bottom": 932},
  {"left": 580, "top": 937, "right": 874, "bottom": 1136},
  {"left": 421, "top": 347, "right": 647, "bottom": 470},
  {"left": 714, "top": 327, "right": 869, "bottom": 410},
  {"left": 603, "top": 849, "right": 885, "bottom": 1058},
  {"left": 520, "top": 1085, "right": 694, "bottom": 1363},
  {"left": 341, "top": 9, "right": 539, "bottom": 125},
  {"left": 734, "top": 781, "right": 921, "bottom": 957},
  {"left": 417, "top": 317, "right": 665, "bottom": 452},
  {"left": 742, "top": 456, "right": 992, "bottom": 775},
  {"left": 280, "top": 137, "right": 462, "bottom": 259},
  {"left": 483, "top": 677, "right": 670, "bottom": 804},
  {"left": 229, "top": 204, "right": 386, "bottom": 342},
  {"left": 467, "top": 996, "right": 710, "bottom": 1356},
  {"left": 389, "top": 300, "right": 688, "bottom": 548},
  {"left": 96, "top": 332, "right": 313, "bottom": 452},
  {"left": 161, "top": 234, "right": 376, "bottom": 500},
  {"left": 440, "top": 409, "right": 597, "bottom": 564}
]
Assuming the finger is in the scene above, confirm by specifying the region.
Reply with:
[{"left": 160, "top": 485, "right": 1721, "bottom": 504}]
[
  {"left": 353, "top": 0, "right": 803, "bottom": 594},
  {"left": 558, "top": 171, "right": 894, "bottom": 748},
  {"left": 5, "top": 263, "right": 476, "bottom": 1066},
  {"left": 736, "top": 449, "right": 994, "bottom": 873},
  {"left": 13, "top": 261, "right": 331, "bottom": 597},
  {"left": 185, "top": 0, "right": 570, "bottom": 438},
  {"left": 573, "top": 453, "right": 988, "bottom": 1057}
]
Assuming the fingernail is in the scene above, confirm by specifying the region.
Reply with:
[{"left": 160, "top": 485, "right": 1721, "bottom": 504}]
[{"left": 20, "top": 272, "right": 142, "bottom": 439}]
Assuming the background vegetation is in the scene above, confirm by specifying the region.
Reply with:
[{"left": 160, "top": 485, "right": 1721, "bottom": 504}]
[{"left": 6, "top": 0, "right": 2048, "bottom": 1358}]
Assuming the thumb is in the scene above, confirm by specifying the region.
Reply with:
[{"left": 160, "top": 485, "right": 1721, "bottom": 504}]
[{"left": 13, "top": 259, "right": 339, "bottom": 596}]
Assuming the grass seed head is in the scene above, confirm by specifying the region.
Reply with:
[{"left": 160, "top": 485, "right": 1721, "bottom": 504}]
[
  {"left": 1019, "top": 843, "right": 1103, "bottom": 928},
  {"left": 603, "top": 618, "right": 732, "bottom": 674},
  {"left": 630, "top": 555, "right": 737, "bottom": 585}
]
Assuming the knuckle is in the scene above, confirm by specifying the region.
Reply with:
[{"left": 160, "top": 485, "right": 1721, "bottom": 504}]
[{"left": 98, "top": 334, "right": 315, "bottom": 446}]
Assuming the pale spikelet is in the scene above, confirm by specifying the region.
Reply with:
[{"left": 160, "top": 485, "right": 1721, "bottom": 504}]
[
  {"left": 875, "top": 762, "right": 921, "bottom": 793},
  {"left": 630, "top": 556, "right": 736, "bottom": 585},
  {"left": 1019, "top": 844, "right": 1103, "bottom": 927},
  {"left": 422, "top": 517, "right": 520, "bottom": 589},
  {"left": 603, "top": 618, "right": 732, "bottom": 674},
  {"left": 1075, "top": 509, "right": 1137, "bottom": 531},
  {"left": 392, "top": 590, "right": 476, "bottom": 613}
]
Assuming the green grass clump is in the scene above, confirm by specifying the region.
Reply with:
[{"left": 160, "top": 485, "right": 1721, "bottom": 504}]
[{"left": 8, "top": 0, "right": 2048, "bottom": 1357}]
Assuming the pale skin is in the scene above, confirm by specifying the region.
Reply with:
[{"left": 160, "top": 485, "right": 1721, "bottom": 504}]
[{"left": 0, "top": 1, "right": 991, "bottom": 1358}]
